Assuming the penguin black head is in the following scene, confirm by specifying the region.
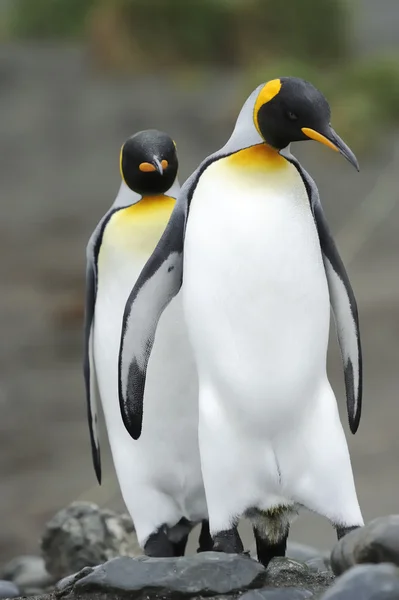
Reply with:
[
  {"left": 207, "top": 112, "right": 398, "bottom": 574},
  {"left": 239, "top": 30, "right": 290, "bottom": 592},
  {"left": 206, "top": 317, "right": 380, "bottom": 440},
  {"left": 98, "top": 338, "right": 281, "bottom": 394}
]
[
  {"left": 254, "top": 77, "right": 359, "bottom": 171},
  {"left": 120, "top": 129, "right": 178, "bottom": 196}
]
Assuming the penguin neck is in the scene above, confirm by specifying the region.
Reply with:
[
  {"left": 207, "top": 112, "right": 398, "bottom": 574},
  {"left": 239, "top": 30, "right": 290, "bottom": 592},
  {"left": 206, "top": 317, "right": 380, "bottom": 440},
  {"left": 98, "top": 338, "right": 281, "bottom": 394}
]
[{"left": 225, "top": 143, "right": 288, "bottom": 171}]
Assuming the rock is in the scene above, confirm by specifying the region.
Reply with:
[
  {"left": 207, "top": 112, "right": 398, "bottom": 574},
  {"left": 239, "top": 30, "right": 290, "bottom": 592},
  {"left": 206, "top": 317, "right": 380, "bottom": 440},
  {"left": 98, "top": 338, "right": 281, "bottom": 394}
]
[
  {"left": 0, "top": 580, "right": 20, "bottom": 599},
  {"left": 0, "top": 555, "right": 53, "bottom": 593},
  {"left": 68, "top": 553, "right": 268, "bottom": 598},
  {"left": 55, "top": 567, "right": 96, "bottom": 594},
  {"left": 331, "top": 515, "right": 399, "bottom": 576},
  {"left": 305, "top": 557, "right": 332, "bottom": 575},
  {"left": 287, "top": 542, "right": 328, "bottom": 563},
  {"left": 241, "top": 588, "right": 314, "bottom": 599},
  {"left": 41, "top": 501, "right": 140, "bottom": 580},
  {"left": 265, "top": 558, "right": 334, "bottom": 597},
  {"left": 320, "top": 563, "right": 399, "bottom": 599}
]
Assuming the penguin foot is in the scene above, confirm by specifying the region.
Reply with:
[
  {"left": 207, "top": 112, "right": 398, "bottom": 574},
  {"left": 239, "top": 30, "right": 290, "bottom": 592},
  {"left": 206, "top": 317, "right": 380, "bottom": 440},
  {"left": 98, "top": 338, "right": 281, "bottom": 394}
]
[
  {"left": 197, "top": 520, "right": 213, "bottom": 553},
  {"left": 336, "top": 524, "right": 361, "bottom": 540},
  {"left": 144, "top": 527, "right": 175, "bottom": 557},
  {"left": 212, "top": 526, "right": 244, "bottom": 554}
]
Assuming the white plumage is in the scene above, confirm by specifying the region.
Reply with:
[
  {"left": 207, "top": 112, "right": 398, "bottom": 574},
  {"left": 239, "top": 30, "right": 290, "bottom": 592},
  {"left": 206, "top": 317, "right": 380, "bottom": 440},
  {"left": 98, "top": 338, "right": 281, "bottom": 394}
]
[{"left": 182, "top": 149, "right": 363, "bottom": 534}]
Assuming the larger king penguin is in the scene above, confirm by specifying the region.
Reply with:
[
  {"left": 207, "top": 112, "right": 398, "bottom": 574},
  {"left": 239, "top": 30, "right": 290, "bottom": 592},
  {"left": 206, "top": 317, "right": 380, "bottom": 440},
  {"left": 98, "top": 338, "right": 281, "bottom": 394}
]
[
  {"left": 84, "top": 129, "right": 210, "bottom": 557},
  {"left": 118, "top": 79, "right": 364, "bottom": 566}
]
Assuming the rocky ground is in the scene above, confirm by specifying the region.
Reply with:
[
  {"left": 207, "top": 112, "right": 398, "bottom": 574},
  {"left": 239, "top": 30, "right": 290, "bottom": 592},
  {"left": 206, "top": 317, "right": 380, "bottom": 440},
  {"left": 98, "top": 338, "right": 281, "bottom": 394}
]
[{"left": 1, "top": 503, "right": 399, "bottom": 600}]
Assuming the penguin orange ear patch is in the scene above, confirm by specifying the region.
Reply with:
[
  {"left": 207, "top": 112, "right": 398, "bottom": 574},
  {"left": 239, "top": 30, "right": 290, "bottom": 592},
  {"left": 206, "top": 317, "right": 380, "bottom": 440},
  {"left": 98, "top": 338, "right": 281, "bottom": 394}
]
[
  {"left": 139, "top": 162, "right": 157, "bottom": 173},
  {"left": 254, "top": 79, "right": 282, "bottom": 134},
  {"left": 161, "top": 160, "right": 168, "bottom": 169}
]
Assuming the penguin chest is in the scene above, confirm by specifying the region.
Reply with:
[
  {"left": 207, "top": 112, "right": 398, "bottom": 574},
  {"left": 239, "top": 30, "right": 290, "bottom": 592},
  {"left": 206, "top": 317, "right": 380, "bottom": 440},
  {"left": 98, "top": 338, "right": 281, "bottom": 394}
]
[
  {"left": 94, "top": 196, "right": 175, "bottom": 351},
  {"left": 96, "top": 195, "right": 175, "bottom": 307},
  {"left": 183, "top": 152, "right": 330, "bottom": 404}
]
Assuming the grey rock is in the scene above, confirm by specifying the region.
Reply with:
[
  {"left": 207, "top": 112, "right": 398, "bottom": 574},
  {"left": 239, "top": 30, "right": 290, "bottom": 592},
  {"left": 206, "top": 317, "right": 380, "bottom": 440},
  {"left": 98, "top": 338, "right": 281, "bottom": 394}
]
[
  {"left": 331, "top": 515, "right": 399, "bottom": 576},
  {"left": 287, "top": 542, "right": 328, "bottom": 563},
  {"left": 321, "top": 563, "right": 399, "bottom": 599},
  {"left": 55, "top": 567, "right": 96, "bottom": 594},
  {"left": 0, "top": 555, "right": 53, "bottom": 593},
  {"left": 0, "top": 580, "right": 20, "bottom": 599},
  {"left": 265, "top": 558, "right": 334, "bottom": 596},
  {"left": 41, "top": 501, "right": 140, "bottom": 580},
  {"left": 241, "top": 588, "right": 313, "bottom": 599},
  {"left": 305, "top": 557, "right": 332, "bottom": 575},
  {"left": 70, "top": 552, "right": 267, "bottom": 598}
]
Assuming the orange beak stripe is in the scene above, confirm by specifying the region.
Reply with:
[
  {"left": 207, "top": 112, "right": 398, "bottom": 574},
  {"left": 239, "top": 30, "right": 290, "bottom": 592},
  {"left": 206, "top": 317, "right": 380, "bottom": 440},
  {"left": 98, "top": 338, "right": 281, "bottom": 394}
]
[
  {"left": 139, "top": 162, "right": 157, "bottom": 172},
  {"left": 301, "top": 127, "right": 339, "bottom": 152},
  {"left": 161, "top": 160, "right": 168, "bottom": 169}
]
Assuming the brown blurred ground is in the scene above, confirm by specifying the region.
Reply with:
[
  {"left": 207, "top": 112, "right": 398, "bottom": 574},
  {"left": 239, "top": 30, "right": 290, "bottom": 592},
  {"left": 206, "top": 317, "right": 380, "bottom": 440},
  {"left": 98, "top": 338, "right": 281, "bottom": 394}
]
[{"left": 0, "top": 16, "right": 399, "bottom": 564}]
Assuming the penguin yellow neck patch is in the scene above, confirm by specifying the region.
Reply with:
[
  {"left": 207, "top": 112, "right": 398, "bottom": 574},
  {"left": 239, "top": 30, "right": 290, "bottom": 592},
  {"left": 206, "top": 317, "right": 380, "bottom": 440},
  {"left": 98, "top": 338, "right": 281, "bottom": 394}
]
[
  {"left": 102, "top": 195, "right": 175, "bottom": 256},
  {"left": 225, "top": 144, "right": 287, "bottom": 171},
  {"left": 254, "top": 79, "right": 281, "bottom": 134}
]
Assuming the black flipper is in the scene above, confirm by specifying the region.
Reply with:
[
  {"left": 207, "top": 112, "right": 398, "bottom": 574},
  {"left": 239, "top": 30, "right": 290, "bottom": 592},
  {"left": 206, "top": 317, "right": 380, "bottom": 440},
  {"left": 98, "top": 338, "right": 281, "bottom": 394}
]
[
  {"left": 290, "top": 159, "right": 363, "bottom": 433},
  {"left": 118, "top": 202, "right": 186, "bottom": 440},
  {"left": 83, "top": 210, "right": 122, "bottom": 483},
  {"left": 83, "top": 242, "right": 102, "bottom": 483},
  {"left": 117, "top": 152, "right": 232, "bottom": 440}
]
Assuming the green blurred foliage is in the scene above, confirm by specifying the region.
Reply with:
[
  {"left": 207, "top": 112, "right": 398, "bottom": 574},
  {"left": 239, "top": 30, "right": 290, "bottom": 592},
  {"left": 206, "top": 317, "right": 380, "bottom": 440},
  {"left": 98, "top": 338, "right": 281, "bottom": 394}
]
[
  {"left": 7, "top": 0, "right": 399, "bottom": 152},
  {"left": 10, "top": 0, "right": 95, "bottom": 38},
  {"left": 10, "top": 0, "right": 348, "bottom": 66}
]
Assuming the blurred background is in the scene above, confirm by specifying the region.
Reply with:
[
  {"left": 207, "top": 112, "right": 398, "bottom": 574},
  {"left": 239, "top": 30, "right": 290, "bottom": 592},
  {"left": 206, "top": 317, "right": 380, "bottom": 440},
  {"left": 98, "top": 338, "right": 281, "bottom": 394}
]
[{"left": 0, "top": 0, "right": 398, "bottom": 564}]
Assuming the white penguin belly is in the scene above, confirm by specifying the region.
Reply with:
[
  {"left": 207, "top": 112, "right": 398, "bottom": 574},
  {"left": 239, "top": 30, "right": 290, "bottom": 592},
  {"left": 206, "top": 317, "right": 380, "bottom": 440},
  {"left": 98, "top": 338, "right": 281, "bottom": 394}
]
[
  {"left": 183, "top": 156, "right": 331, "bottom": 433},
  {"left": 93, "top": 208, "right": 206, "bottom": 544}
]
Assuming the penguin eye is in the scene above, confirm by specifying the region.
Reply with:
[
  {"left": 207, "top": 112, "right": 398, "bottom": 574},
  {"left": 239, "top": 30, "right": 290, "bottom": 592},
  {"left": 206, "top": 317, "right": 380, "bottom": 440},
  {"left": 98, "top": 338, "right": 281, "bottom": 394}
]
[{"left": 287, "top": 111, "right": 298, "bottom": 121}]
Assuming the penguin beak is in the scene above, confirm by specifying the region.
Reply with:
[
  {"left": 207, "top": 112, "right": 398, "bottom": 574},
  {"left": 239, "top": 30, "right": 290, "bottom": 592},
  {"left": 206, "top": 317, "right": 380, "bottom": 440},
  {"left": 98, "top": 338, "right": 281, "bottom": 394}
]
[
  {"left": 152, "top": 156, "right": 164, "bottom": 175},
  {"left": 301, "top": 126, "right": 359, "bottom": 171}
]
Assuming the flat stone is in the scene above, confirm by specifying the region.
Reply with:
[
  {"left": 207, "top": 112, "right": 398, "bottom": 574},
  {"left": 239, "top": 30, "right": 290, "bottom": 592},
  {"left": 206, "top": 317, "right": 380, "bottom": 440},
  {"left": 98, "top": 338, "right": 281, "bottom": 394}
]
[
  {"left": 331, "top": 516, "right": 399, "bottom": 575},
  {"left": 241, "top": 587, "right": 313, "bottom": 599},
  {"left": 41, "top": 502, "right": 140, "bottom": 580},
  {"left": 0, "top": 580, "right": 20, "bottom": 599},
  {"left": 68, "top": 553, "right": 267, "bottom": 599},
  {"left": 0, "top": 555, "right": 53, "bottom": 593},
  {"left": 55, "top": 567, "right": 96, "bottom": 594},
  {"left": 320, "top": 563, "right": 399, "bottom": 599}
]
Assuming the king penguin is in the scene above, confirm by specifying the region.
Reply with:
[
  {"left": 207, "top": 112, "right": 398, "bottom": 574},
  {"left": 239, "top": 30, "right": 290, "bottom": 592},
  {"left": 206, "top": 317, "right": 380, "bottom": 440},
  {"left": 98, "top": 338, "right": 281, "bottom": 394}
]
[
  {"left": 117, "top": 80, "right": 364, "bottom": 566},
  {"left": 83, "top": 129, "right": 211, "bottom": 557}
]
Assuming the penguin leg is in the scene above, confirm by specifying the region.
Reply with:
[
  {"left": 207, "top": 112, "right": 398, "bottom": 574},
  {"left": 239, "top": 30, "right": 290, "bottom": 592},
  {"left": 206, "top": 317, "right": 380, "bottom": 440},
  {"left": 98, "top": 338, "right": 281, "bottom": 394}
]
[
  {"left": 167, "top": 517, "right": 193, "bottom": 557},
  {"left": 144, "top": 527, "right": 175, "bottom": 557},
  {"left": 197, "top": 519, "right": 214, "bottom": 552},
  {"left": 171, "top": 534, "right": 189, "bottom": 557},
  {"left": 212, "top": 524, "right": 244, "bottom": 554},
  {"left": 248, "top": 507, "right": 292, "bottom": 568}
]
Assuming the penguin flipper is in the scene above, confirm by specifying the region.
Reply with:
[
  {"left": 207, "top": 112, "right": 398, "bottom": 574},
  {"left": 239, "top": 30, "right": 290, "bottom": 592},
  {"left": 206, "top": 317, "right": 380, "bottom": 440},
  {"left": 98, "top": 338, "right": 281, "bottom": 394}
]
[
  {"left": 83, "top": 242, "right": 102, "bottom": 484},
  {"left": 297, "top": 167, "right": 362, "bottom": 434},
  {"left": 118, "top": 203, "right": 186, "bottom": 440}
]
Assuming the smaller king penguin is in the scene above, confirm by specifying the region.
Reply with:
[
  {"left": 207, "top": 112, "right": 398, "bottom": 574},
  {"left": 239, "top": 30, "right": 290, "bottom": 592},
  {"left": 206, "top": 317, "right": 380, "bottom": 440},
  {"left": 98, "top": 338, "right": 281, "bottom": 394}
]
[
  {"left": 117, "top": 81, "right": 364, "bottom": 567},
  {"left": 83, "top": 129, "right": 211, "bottom": 557}
]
